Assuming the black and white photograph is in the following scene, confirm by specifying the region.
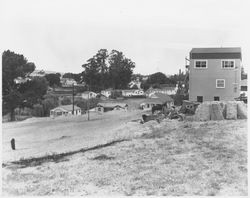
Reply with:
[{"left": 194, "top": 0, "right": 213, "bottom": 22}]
[{"left": 1, "top": 0, "right": 249, "bottom": 196}]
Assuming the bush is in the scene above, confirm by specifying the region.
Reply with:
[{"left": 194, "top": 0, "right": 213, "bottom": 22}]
[
  {"left": 32, "top": 104, "right": 44, "bottom": 117},
  {"left": 42, "top": 97, "right": 59, "bottom": 116},
  {"left": 173, "top": 93, "right": 188, "bottom": 106},
  {"left": 61, "top": 97, "right": 72, "bottom": 105},
  {"left": 75, "top": 98, "right": 100, "bottom": 112}
]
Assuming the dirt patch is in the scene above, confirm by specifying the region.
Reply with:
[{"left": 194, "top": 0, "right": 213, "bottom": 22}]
[
  {"left": 3, "top": 139, "right": 129, "bottom": 168},
  {"left": 91, "top": 154, "right": 115, "bottom": 160}
]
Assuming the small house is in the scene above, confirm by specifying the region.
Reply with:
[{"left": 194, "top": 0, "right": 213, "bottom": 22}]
[
  {"left": 122, "top": 89, "right": 145, "bottom": 97},
  {"left": 50, "top": 105, "right": 81, "bottom": 117},
  {"left": 96, "top": 102, "right": 128, "bottom": 112},
  {"left": 240, "top": 79, "right": 247, "bottom": 96},
  {"left": 96, "top": 93, "right": 109, "bottom": 100},
  {"left": 101, "top": 88, "right": 113, "bottom": 98},
  {"left": 61, "top": 78, "right": 77, "bottom": 87},
  {"left": 140, "top": 93, "right": 174, "bottom": 110},
  {"left": 81, "top": 91, "right": 97, "bottom": 99},
  {"left": 145, "top": 85, "right": 178, "bottom": 97}
]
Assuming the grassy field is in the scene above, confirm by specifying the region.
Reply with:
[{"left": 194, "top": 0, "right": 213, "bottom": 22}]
[
  {"left": 2, "top": 117, "right": 247, "bottom": 196},
  {"left": 2, "top": 109, "right": 144, "bottom": 163}
]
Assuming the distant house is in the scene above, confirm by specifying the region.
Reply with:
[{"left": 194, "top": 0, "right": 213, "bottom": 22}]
[
  {"left": 122, "top": 89, "right": 145, "bottom": 97},
  {"left": 29, "top": 70, "right": 62, "bottom": 78},
  {"left": 96, "top": 102, "right": 128, "bottom": 112},
  {"left": 14, "top": 77, "right": 31, "bottom": 84},
  {"left": 50, "top": 105, "right": 81, "bottom": 117},
  {"left": 129, "top": 77, "right": 141, "bottom": 89},
  {"left": 189, "top": 47, "right": 242, "bottom": 102},
  {"left": 96, "top": 93, "right": 109, "bottom": 100},
  {"left": 145, "top": 85, "right": 178, "bottom": 97},
  {"left": 81, "top": 91, "right": 97, "bottom": 99},
  {"left": 140, "top": 93, "right": 174, "bottom": 110},
  {"left": 101, "top": 88, "right": 113, "bottom": 98},
  {"left": 61, "top": 78, "right": 77, "bottom": 87},
  {"left": 240, "top": 79, "right": 247, "bottom": 96}
]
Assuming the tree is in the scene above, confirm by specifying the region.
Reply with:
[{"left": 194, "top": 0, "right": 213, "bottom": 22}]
[
  {"left": 32, "top": 104, "right": 44, "bottom": 117},
  {"left": 19, "top": 77, "right": 49, "bottom": 108},
  {"left": 81, "top": 49, "right": 135, "bottom": 91},
  {"left": 147, "top": 72, "right": 168, "bottom": 85},
  {"left": 45, "top": 73, "right": 61, "bottom": 87},
  {"left": 82, "top": 56, "right": 101, "bottom": 91},
  {"left": 42, "top": 94, "right": 59, "bottom": 116},
  {"left": 82, "top": 49, "right": 109, "bottom": 91},
  {"left": 2, "top": 50, "right": 35, "bottom": 120},
  {"left": 95, "top": 49, "right": 109, "bottom": 89},
  {"left": 61, "top": 97, "right": 72, "bottom": 105},
  {"left": 109, "top": 50, "right": 135, "bottom": 89},
  {"left": 62, "top": 72, "right": 82, "bottom": 83}
]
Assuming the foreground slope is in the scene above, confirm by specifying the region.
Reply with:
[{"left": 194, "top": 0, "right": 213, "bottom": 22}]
[{"left": 2, "top": 119, "right": 247, "bottom": 196}]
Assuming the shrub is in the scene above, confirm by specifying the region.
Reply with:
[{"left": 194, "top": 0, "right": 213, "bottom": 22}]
[
  {"left": 32, "top": 104, "right": 44, "bottom": 117},
  {"left": 61, "top": 97, "right": 72, "bottom": 105}
]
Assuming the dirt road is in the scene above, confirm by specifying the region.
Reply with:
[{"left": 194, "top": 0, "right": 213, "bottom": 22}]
[{"left": 2, "top": 110, "right": 143, "bottom": 163}]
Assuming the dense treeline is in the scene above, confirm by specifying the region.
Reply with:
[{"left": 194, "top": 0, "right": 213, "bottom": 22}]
[{"left": 81, "top": 49, "right": 135, "bottom": 92}]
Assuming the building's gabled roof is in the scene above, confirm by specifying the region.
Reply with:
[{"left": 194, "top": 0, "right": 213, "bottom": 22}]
[
  {"left": 51, "top": 105, "right": 81, "bottom": 112},
  {"left": 190, "top": 47, "right": 241, "bottom": 54},
  {"left": 97, "top": 102, "right": 128, "bottom": 108}
]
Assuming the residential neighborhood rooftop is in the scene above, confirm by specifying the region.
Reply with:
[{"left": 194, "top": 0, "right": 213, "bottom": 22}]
[
  {"left": 97, "top": 102, "right": 128, "bottom": 108},
  {"left": 51, "top": 105, "right": 81, "bottom": 111}
]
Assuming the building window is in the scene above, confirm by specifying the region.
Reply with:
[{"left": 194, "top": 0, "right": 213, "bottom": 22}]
[
  {"left": 222, "top": 60, "right": 235, "bottom": 69},
  {"left": 194, "top": 60, "right": 207, "bottom": 68},
  {"left": 216, "top": 79, "right": 225, "bottom": 88},
  {"left": 241, "top": 86, "right": 247, "bottom": 91},
  {"left": 197, "top": 96, "right": 203, "bottom": 102},
  {"left": 214, "top": 96, "right": 220, "bottom": 101}
]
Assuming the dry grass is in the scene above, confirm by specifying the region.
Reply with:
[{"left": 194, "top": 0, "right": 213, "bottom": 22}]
[{"left": 2, "top": 119, "right": 247, "bottom": 196}]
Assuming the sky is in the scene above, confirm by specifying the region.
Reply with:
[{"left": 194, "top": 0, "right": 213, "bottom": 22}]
[{"left": 1, "top": 0, "right": 250, "bottom": 75}]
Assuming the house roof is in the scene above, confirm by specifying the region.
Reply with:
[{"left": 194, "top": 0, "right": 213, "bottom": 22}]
[
  {"left": 159, "top": 84, "right": 176, "bottom": 88},
  {"left": 190, "top": 47, "right": 242, "bottom": 60},
  {"left": 97, "top": 102, "right": 128, "bottom": 108},
  {"left": 145, "top": 87, "right": 176, "bottom": 94},
  {"left": 51, "top": 105, "right": 81, "bottom": 112},
  {"left": 82, "top": 91, "right": 96, "bottom": 94},
  {"left": 101, "top": 88, "right": 113, "bottom": 91},
  {"left": 190, "top": 47, "right": 241, "bottom": 54},
  {"left": 151, "top": 93, "right": 174, "bottom": 102},
  {"left": 122, "top": 89, "right": 136, "bottom": 93},
  {"left": 141, "top": 98, "right": 164, "bottom": 105}
]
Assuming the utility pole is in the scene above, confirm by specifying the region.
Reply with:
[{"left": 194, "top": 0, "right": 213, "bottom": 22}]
[
  {"left": 87, "top": 85, "right": 90, "bottom": 121},
  {"left": 72, "top": 83, "right": 74, "bottom": 115}
]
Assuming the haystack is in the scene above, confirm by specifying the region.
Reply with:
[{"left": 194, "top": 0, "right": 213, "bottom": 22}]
[
  {"left": 210, "top": 103, "right": 224, "bottom": 120},
  {"left": 237, "top": 101, "right": 247, "bottom": 119},
  {"left": 193, "top": 100, "right": 247, "bottom": 121},
  {"left": 226, "top": 101, "right": 237, "bottom": 120},
  {"left": 194, "top": 102, "right": 211, "bottom": 121}
]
